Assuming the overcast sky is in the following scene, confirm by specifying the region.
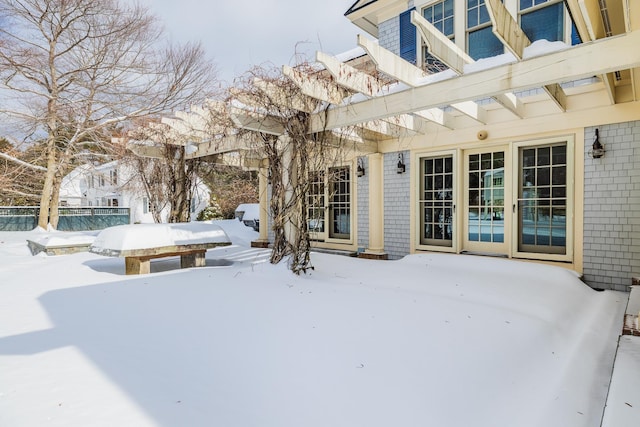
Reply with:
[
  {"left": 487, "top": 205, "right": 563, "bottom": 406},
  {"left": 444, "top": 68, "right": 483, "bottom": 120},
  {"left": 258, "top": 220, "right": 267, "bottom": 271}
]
[{"left": 142, "top": 0, "right": 362, "bottom": 84}]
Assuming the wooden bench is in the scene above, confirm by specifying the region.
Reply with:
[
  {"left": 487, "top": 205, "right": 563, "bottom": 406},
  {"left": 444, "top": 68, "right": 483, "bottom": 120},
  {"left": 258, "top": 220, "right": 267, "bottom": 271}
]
[
  {"left": 89, "top": 223, "right": 231, "bottom": 275},
  {"left": 119, "top": 242, "right": 230, "bottom": 275},
  {"left": 26, "top": 231, "right": 98, "bottom": 256}
]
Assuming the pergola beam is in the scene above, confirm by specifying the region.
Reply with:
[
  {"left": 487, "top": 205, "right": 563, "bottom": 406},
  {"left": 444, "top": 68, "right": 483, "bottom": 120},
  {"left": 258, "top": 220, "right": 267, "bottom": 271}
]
[
  {"left": 411, "top": 12, "right": 470, "bottom": 74},
  {"left": 282, "top": 65, "right": 349, "bottom": 105},
  {"left": 308, "top": 30, "right": 640, "bottom": 132},
  {"left": 485, "top": 0, "right": 567, "bottom": 111},
  {"left": 359, "top": 31, "right": 488, "bottom": 124},
  {"left": 485, "top": 0, "right": 530, "bottom": 59},
  {"left": 357, "top": 34, "right": 426, "bottom": 87},
  {"left": 316, "top": 51, "right": 383, "bottom": 96},
  {"left": 252, "top": 78, "right": 319, "bottom": 113},
  {"left": 229, "top": 106, "right": 285, "bottom": 136},
  {"left": 414, "top": 108, "right": 455, "bottom": 129}
]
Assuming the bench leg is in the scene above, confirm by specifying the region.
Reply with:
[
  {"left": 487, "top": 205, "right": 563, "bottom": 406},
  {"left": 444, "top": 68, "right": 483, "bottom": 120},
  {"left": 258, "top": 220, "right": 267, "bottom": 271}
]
[
  {"left": 181, "top": 251, "right": 206, "bottom": 269},
  {"left": 125, "top": 257, "right": 150, "bottom": 275}
]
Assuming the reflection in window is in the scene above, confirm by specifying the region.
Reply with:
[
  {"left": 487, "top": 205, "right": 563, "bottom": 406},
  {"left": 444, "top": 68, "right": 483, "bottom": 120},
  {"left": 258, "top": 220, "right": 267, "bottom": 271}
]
[
  {"left": 468, "top": 151, "right": 505, "bottom": 243},
  {"left": 518, "top": 143, "right": 567, "bottom": 254},
  {"left": 420, "top": 155, "right": 454, "bottom": 246},
  {"left": 520, "top": 1, "right": 564, "bottom": 42},
  {"left": 466, "top": 0, "right": 503, "bottom": 60}
]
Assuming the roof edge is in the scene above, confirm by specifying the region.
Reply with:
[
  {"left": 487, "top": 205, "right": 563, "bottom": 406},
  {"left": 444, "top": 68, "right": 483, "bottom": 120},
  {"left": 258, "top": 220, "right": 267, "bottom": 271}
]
[{"left": 345, "top": 0, "right": 379, "bottom": 16}]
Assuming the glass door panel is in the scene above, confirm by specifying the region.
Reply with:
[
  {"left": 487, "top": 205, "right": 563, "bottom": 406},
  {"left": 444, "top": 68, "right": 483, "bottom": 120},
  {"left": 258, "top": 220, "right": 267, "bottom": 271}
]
[
  {"left": 517, "top": 144, "right": 566, "bottom": 254},
  {"left": 419, "top": 155, "right": 454, "bottom": 247},
  {"left": 307, "top": 171, "right": 325, "bottom": 237},
  {"left": 464, "top": 148, "right": 508, "bottom": 254},
  {"left": 328, "top": 167, "right": 351, "bottom": 240},
  {"left": 467, "top": 151, "right": 505, "bottom": 243}
]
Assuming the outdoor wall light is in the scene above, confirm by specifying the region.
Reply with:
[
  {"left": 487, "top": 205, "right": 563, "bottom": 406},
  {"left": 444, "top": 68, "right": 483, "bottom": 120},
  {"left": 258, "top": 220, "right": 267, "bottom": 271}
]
[
  {"left": 357, "top": 158, "right": 365, "bottom": 177},
  {"left": 397, "top": 153, "right": 406, "bottom": 174},
  {"left": 590, "top": 128, "right": 606, "bottom": 159}
]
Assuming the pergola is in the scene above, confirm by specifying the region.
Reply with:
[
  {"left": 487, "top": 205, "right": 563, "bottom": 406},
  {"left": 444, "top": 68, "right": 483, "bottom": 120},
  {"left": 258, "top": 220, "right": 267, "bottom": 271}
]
[{"left": 128, "top": 0, "right": 640, "bottom": 249}]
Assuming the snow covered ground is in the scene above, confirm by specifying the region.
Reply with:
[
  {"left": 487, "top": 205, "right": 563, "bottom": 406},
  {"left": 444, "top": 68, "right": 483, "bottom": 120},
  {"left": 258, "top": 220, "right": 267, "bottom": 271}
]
[{"left": 0, "top": 220, "right": 632, "bottom": 427}]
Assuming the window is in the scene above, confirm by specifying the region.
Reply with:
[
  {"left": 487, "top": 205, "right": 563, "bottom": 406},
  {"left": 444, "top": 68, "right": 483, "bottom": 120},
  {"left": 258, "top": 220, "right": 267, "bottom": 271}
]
[
  {"left": 307, "top": 171, "right": 325, "bottom": 233},
  {"left": 466, "top": 0, "right": 503, "bottom": 60},
  {"left": 110, "top": 170, "right": 118, "bottom": 185},
  {"left": 423, "top": 0, "right": 454, "bottom": 36},
  {"left": 328, "top": 167, "right": 351, "bottom": 239},
  {"left": 419, "top": 155, "right": 454, "bottom": 247},
  {"left": 519, "top": 0, "right": 564, "bottom": 43},
  {"left": 422, "top": 0, "right": 454, "bottom": 73},
  {"left": 517, "top": 143, "right": 567, "bottom": 254},
  {"left": 306, "top": 167, "right": 352, "bottom": 241},
  {"left": 400, "top": 8, "right": 417, "bottom": 64}
]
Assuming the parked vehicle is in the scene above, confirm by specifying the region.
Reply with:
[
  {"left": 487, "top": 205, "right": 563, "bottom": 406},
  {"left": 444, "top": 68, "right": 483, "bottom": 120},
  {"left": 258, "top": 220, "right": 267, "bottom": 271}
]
[{"left": 234, "top": 204, "right": 259, "bottom": 231}]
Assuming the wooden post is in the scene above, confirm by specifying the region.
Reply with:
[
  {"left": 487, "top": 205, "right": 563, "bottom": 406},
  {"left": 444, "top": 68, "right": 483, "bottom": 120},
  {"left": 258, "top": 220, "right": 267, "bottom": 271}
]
[
  {"left": 125, "top": 257, "right": 150, "bottom": 275},
  {"left": 180, "top": 250, "right": 206, "bottom": 268}
]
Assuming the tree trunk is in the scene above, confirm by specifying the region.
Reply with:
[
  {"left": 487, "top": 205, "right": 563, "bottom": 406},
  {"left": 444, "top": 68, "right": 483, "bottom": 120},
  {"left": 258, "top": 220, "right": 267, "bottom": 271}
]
[
  {"left": 49, "top": 172, "right": 63, "bottom": 229},
  {"left": 37, "top": 144, "right": 58, "bottom": 229}
]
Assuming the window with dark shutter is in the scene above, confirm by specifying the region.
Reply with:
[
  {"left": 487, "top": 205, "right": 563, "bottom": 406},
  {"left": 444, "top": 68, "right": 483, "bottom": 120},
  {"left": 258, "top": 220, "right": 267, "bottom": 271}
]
[{"left": 399, "top": 8, "right": 416, "bottom": 64}]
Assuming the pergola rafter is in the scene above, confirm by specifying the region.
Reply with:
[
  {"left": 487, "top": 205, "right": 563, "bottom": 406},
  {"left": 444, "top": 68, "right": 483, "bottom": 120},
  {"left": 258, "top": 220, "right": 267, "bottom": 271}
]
[
  {"left": 358, "top": 33, "right": 489, "bottom": 124},
  {"left": 411, "top": 11, "right": 526, "bottom": 117}
]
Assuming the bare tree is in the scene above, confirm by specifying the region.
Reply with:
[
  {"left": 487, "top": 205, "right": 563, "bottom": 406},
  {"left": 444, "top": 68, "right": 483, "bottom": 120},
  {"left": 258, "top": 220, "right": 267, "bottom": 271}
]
[
  {"left": 0, "top": 137, "right": 46, "bottom": 204},
  {"left": 0, "top": 0, "right": 216, "bottom": 228},
  {"left": 123, "top": 119, "right": 202, "bottom": 223}
]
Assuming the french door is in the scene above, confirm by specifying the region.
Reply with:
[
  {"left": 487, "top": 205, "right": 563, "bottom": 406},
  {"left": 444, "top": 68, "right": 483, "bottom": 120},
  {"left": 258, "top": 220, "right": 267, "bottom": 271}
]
[
  {"left": 417, "top": 139, "right": 571, "bottom": 260},
  {"left": 307, "top": 166, "right": 351, "bottom": 241},
  {"left": 418, "top": 155, "right": 455, "bottom": 247},
  {"left": 463, "top": 147, "right": 509, "bottom": 254},
  {"left": 516, "top": 143, "right": 568, "bottom": 256}
]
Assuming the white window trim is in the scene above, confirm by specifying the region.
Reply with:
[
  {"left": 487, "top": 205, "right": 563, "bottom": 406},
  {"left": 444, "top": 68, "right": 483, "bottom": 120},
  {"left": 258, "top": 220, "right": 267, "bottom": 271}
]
[{"left": 307, "top": 162, "right": 355, "bottom": 246}]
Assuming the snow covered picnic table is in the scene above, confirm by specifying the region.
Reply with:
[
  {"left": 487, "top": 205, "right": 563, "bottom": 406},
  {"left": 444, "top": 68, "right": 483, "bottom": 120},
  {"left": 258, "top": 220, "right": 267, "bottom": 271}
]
[{"left": 89, "top": 223, "right": 231, "bottom": 275}]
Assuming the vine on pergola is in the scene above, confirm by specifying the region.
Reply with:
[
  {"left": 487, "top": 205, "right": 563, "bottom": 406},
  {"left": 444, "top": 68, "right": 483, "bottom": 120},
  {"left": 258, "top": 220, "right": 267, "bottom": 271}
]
[{"left": 228, "top": 62, "right": 365, "bottom": 274}]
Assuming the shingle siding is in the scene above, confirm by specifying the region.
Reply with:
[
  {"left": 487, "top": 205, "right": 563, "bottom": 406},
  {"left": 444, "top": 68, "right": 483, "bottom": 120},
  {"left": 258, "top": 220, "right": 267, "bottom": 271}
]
[
  {"left": 384, "top": 151, "right": 411, "bottom": 259},
  {"left": 583, "top": 121, "right": 640, "bottom": 291},
  {"left": 378, "top": 16, "right": 400, "bottom": 56}
]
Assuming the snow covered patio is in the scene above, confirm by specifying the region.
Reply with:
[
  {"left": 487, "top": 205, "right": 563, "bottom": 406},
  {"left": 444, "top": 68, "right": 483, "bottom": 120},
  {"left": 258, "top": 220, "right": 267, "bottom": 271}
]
[{"left": 0, "top": 220, "right": 635, "bottom": 427}]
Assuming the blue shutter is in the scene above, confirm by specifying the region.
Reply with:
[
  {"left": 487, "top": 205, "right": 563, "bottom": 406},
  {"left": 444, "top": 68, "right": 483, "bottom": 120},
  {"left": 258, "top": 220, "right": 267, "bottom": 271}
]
[{"left": 399, "top": 8, "right": 417, "bottom": 64}]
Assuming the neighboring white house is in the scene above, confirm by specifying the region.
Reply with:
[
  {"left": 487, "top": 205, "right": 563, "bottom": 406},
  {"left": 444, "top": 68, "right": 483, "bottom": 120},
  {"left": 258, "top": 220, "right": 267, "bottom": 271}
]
[{"left": 59, "top": 161, "right": 210, "bottom": 223}]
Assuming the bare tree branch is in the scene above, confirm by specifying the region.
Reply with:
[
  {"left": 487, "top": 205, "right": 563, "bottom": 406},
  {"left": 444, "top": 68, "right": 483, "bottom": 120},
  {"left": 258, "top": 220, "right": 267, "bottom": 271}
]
[{"left": 0, "top": 0, "right": 217, "bottom": 227}]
